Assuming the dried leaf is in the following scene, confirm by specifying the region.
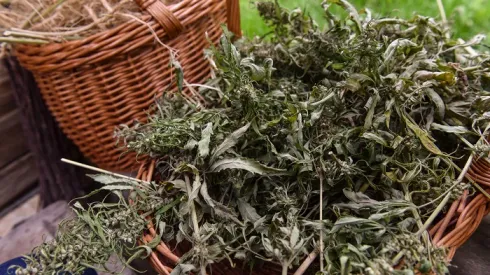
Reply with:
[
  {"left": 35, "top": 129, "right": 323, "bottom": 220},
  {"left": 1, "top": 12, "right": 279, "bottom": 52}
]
[
  {"left": 237, "top": 198, "right": 261, "bottom": 223},
  {"left": 431, "top": 123, "right": 471, "bottom": 134},
  {"left": 361, "top": 132, "right": 388, "bottom": 147},
  {"left": 199, "top": 181, "right": 215, "bottom": 208},
  {"left": 402, "top": 112, "right": 443, "bottom": 155},
  {"left": 425, "top": 88, "right": 445, "bottom": 120},
  {"left": 170, "top": 264, "right": 196, "bottom": 275},
  {"left": 198, "top": 122, "right": 213, "bottom": 157},
  {"left": 211, "top": 123, "right": 250, "bottom": 162},
  {"left": 210, "top": 158, "right": 288, "bottom": 175}
]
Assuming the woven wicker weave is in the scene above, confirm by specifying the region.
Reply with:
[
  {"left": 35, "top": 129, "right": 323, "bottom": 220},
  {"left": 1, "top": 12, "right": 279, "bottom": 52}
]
[
  {"left": 134, "top": 157, "right": 490, "bottom": 274},
  {"left": 14, "top": 0, "right": 240, "bottom": 171}
]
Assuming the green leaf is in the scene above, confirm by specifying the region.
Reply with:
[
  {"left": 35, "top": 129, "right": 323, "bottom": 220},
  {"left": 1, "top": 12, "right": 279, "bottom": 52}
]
[
  {"left": 188, "top": 174, "right": 202, "bottom": 202},
  {"left": 340, "top": 255, "right": 351, "bottom": 275},
  {"left": 155, "top": 195, "right": 183, "bottom": 216},
  {"left": 88, "top": 174, "right": 123, "bottom": 185},
  {"left": 172, "top": 59, "right": 184, "bottom": 93},
  {"left": 211, "top": 123, "right": 250, "bottom": 162},
  {"left": 199, "top": 181, "right": 215, "bottom": 208},
  {"left": 100, "top": 185, "right": 134, "bottom": 191},
  {"left": 146, "top": 234, "right": 161, "bottom": 249},
  {"left": 369, "top": 207, "right": 411, "bottom": 220},
  {"left": 209, "top": 158, "right": 288, "bottom": 176},
  {"left": 343, "top": 189, "right": 378, "bottom": 204},
  {"left": 344, "top": 78, "right": 361, "bottom": 92},
  {"left": 237, "top": 198, "right": 261, "bottom": 223},
  {"left": 290, "top": 226, "right": 300, "bottom": 248},
  {"left": 350, "top": 73, "right": 374, "bottom": 83},
  {"left": 384, "top": 98, "right": 395, "bottom": 129},
  {"left": 331, "top": 217, "right": 384, "bottom": 233},
  {"left": 364, "top": 95, "right": 379, "bottom": 130},
  {"left": 402, "top": 112, "right": 443, "bottom": 155},
  {"left": 327, "top": 0, "right": 362, "bottom": 33},
  {"left": 72, "top": 201, "right": 85, "bottom": 210},
  {"left": 310, "top": 106, "right": 324, "bottom": 125},
  {"left": 381, "top": 39, "right": 418, "bottom": 71},
  {"left": 168, "top": 179, "right": 187, "bottom": 191},
  {"left": 361, "top": 132, "right": 388, "bottom": 147},
  {"left": 198, "top": 122, "right": 213, "bottom": 157},
  {"left": 425, "top": 88, "right": 445, "bottom": 120},
  {"left": 241, "top": 57, "right": 266, "bottom": 81},
  {"left": 184, "top": 139, "right": 198, "bottom": 150},
  {"left": 170, "top": 264, "right": 196, "bottom": 275},
  {"left": 431, "top": 123, "right": 471, "bottom": 134}
]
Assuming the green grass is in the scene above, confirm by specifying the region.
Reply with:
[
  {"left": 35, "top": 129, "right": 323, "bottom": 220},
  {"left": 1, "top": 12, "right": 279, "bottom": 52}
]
[{"left": 240, "top": 0, "right": 490, "bottom": 42}]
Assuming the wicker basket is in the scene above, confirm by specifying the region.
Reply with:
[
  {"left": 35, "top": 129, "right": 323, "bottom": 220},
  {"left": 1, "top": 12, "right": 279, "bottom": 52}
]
[
  {"left": 13, "top": 0, "right": 241, "bottom": 171},
  {"left": 134, "top": 157, "right": 490, "bottom": 274}
]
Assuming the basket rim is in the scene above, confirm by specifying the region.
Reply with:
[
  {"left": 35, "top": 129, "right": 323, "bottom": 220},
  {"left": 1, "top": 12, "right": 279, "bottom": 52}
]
[{"left": 13, "top": 0, "right": 233, "bottom": 72}]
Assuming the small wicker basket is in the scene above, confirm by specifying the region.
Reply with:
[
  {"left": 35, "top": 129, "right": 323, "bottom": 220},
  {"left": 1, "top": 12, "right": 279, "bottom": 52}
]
[
  {"left": 134, "top": 157, "right": 490, "bottom": 274},
  {"left": 13, "top": 0, "right": 240, "bottom": 171}
]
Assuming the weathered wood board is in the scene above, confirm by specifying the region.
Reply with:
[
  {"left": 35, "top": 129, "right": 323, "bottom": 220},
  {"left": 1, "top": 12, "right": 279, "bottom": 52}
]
[
  {"left": 0, "top": 154, "right": 38, "bottom": 209},
  {"left": 0, "top": 62, "right": 38, "bottom": 210}
]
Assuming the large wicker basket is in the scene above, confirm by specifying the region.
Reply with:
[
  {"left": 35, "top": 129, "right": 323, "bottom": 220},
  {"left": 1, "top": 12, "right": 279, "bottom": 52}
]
[
  {"left": 13, "top": 0, "right": 240, "bottom": 171},
  {"left": 134, "top": 157, "right": 490, "bottom": 274}
]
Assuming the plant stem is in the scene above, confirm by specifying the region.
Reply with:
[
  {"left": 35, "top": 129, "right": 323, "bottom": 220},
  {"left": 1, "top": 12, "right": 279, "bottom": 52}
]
[
  {"left": 392, "top": 250, "right": 405, "bottom": 265},
  {"left": 419, "top": 148, "right": 476, "bottom": 236},
  {"left": 319, "top": 172, "right": 324, "bottom": 272},
  {"left": 282, "top": 262, "right": 289, "bottom": 275},
  {"left": 61, "top": 158, "right": 150, "bottom": 185},
  {"left": 21, "top": 0, "right": 69, "bottom": 29},
  {"left": 417, "top": 192, "right": 451, "bottom": 236},
  {"left": 0, "top": 37, "right": 49, "bottom": 44},
  {"left": 436, "top": 0, "right": 447, "bottom": 24},
  {"left": 359, "top": 182, "right": 369, "bottom": 193},
  {"left": 293, "top": 250, "right": 319, "bottom": 275}
]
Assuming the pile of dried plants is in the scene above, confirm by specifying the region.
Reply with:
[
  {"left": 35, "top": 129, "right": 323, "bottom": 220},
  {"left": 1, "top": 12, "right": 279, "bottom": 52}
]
[{"left": 14, "top": 1, "right": 490, "bottom": 274}]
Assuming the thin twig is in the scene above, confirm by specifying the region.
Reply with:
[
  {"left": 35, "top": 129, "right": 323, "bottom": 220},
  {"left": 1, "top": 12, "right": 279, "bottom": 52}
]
[
  {"left": 293, "top": 250, "right": 319, "bottom": 275},
  {"left": 4, "top": 30, "right": 55, "bottom": 40},
  {"left": 416, "top": 153, "right": 475, "bottom": 235},
  {"left": 21, "top": 0, "right": 68, "bottom": 29},
  {"left": 392, "top": 250, "right": 405, "bottom": 265},
  {"left": 435, "top": 0, "right": 450, "bottom": 39},
  {"left": 282, "top": 263, "right": 289, "bottom": 275},
  {"left": 319, "top": 172, "right": 324, "bottom": 272},
  {"left": 0, "top": 36, "right": 48, "bottom": 44},
  {"left": 117, "top": 12, "right": 176, "bottom": 54},
  {"left": 61, "top": 158, "right": 150, "bottom": 185},
  {"left": 435, "top": 0, "right": 447, "bottom": 24}
]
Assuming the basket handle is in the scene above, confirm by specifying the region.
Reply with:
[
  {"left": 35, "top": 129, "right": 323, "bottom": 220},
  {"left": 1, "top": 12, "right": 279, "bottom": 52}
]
[
  {"left": 134, "top": 0, "right": 241, "bottom": 38},
  {"left": 226, "top": 0, "right": 242, "bottom": 37},
  {"left": 134, "top": 0, "right": 184, "bottom": 38}
]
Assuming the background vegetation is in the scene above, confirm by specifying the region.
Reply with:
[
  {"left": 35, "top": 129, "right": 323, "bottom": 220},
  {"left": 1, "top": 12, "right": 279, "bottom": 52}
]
[{"left": 240, "top": 0, "right": 490, "bottom": 43}]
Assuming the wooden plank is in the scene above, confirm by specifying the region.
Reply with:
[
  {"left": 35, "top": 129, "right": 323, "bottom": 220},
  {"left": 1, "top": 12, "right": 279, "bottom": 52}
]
[
  {"left": 0, "top": 65, "right": 15, "bottom": 114},
  {"left": 0, "top": 109, "right": 29, "bottom": 168},
  {"left": 0, "top": 153, "right": 38, "bottom": 209},
  {"left": 4, "top": 57, "right": 94, "bottom": 207}
]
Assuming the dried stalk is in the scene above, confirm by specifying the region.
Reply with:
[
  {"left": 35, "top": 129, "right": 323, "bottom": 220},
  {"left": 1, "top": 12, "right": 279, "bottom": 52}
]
[
  {"left": 293, "top": 250, "right": 319, "bottom": 275},
  {"left": 61, "top": 158, "right": 150, "bottom": 185}
]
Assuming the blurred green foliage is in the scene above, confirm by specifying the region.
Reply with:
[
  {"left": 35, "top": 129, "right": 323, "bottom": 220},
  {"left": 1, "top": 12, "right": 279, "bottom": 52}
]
[{"left": 240, "top": 0, "right": 490, "bottom": 43}]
